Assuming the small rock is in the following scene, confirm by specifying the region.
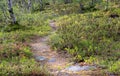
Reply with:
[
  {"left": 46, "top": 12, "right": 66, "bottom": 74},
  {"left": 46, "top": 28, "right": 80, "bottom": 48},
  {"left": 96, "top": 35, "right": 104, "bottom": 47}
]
[
  {"left": 35, "top": 56, "right": 47, "bottom": 61},
  {"left": 66, "top": 65, "right": 97, "bottom": 72}
]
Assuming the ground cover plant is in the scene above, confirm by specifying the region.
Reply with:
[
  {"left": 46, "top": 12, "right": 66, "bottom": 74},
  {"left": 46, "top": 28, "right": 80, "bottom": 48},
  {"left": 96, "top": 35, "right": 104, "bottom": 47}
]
[
  {"left": 0, "top": 0, "right": 120, "bottom": 75},
  {"left": 0, "top": 7, "right": 52, "bottom": 76},
  {"left": 50, "top": 9, "right": 120, "bottom": 74}
]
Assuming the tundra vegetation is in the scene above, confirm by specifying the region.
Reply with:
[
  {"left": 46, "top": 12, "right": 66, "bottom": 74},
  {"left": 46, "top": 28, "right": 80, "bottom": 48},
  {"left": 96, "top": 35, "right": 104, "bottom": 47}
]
[{"left": 0, "top": 0, "right": 120, "bottom": 75}]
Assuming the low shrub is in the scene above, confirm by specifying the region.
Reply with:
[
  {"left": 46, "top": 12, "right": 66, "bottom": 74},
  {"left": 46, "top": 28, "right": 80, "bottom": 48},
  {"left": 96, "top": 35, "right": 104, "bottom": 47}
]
[
  {"left": 50, "top": 12, "right": 120, "bottom": 73},
  {"left": 0, "top": 43, "right": 32, "bottom": 60},
  {"left": 0, "top": 9, "right": 52, "bottom": 76},
  {"left": 109, "top": 61, "right": 120, "bottom": 74},
  {"left": 0, "top": 59, "right": 49, "bottom": 76}
]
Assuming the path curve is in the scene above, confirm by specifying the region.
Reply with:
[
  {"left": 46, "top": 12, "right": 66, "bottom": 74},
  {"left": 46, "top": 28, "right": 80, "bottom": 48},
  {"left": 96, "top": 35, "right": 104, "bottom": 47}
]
[{"left": 30, "top": 20, "right": 103, "bottom": 76}]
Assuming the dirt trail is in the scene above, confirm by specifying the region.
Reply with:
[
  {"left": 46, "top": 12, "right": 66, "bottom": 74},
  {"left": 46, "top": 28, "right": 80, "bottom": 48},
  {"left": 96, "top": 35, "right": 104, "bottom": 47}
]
[
  {"left": 30, "top": 21, "right": 103, "bottom": 76},
  {"left": 30, "top": 36, "right": 70, "bottom": 76}
]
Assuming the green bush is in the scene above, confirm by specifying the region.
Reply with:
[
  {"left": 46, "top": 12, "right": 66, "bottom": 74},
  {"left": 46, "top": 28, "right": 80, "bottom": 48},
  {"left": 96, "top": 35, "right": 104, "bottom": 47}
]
[
  {"left": 51, "top": 3, "right": 80, "bottom": 15},
  {"left": 0, "top": 43, "right": 50, "bottom": 76},
  {"left": 50, "top": 11, "right": 120, "bottom": 74},
  {"left": 109, "top": 61, "right": 120, "bottom": 74},
  {"left": 50, "top": 12, "right": 120, "bottom": 62},
  {"left": 0, "top": 59, "right": 49, "bottom": 76},
  {"left": 0, "top": 7, "right": 53, "bottom": 76},
  {"left": 0, "top": 44, "right": 31, "bottom": 60}
]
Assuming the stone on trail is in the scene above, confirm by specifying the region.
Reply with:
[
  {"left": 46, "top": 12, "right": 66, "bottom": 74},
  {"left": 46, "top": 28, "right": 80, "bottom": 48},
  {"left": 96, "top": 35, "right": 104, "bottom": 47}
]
[
  {"left": 35, "top": 56, "right": 47, "bottom": 61},
  {"left": 66, "top": 65, "right": 97, "bottom": 72}
]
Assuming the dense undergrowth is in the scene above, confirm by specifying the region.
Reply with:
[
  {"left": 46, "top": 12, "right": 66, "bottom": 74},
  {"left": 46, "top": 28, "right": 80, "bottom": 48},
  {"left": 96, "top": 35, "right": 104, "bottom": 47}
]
[
  {"left": 50, "top": 9, "right": 120, "bottom": 74},
  {"left": 0, "top": 0, "right": 120, "bottom": 75},
  {"left": 0, "top": 44, "right": 49, "bottom": 76},
  {"left": 0, "top": 11, "right": 52, "bottom": 75}
]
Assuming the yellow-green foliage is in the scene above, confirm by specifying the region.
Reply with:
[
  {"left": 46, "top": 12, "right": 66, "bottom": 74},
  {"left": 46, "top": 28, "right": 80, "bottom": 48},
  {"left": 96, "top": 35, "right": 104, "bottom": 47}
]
[
  {"left": 109, "top": 61, "right": 120, "bottom": 74},
  {"left": 54, "top": 12, "right": 120, "bottom": 55},
  {"left": 51, "top": 3, "right": 80, "bottom": 15},
  {"left": 0, "top": 9, "right": 52, "bottom": 76},
  {"left": 50, "top": 11, "right": 120, "bottom": 73},
  {"left": 18, "top": 11, "right": 54, "bottom": 26},
  {"left": 0, "top": 43, "right": 50, "bottom": 76},
  {"left": 0, "top": 0, "right": 120, "bottom": 75},
  {"left": 0, "top": 59, "right": 49, "bottom": 76}
]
